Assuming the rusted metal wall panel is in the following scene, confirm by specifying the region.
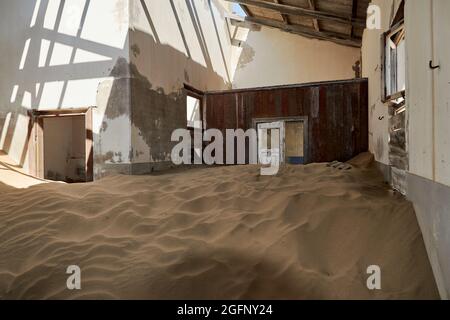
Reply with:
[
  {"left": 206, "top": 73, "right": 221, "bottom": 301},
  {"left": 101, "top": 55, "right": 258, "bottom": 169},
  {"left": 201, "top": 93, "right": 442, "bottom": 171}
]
[{"left": 205, "top": 79, "right": 368, "bottom": 164}]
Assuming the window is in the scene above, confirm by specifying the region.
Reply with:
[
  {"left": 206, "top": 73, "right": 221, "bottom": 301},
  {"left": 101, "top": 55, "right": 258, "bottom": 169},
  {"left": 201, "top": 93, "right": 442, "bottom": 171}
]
[
  {"left": 232, "top": 4, "right": 247, "bottom": 18},
  {"left": 186, "top": 95, "right": 202, "bottom": 129},
  {"left": 382, "top": 1, "right": 405, "bottom": 102},
  {"left": 383, "top": 23, "right": 405, "bottom": 102}
]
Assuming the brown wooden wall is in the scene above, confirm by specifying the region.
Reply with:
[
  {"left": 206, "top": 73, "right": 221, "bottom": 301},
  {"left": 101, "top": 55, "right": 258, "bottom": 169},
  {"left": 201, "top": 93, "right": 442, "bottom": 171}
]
[{"left": 204, "top": 78, "right": 368, "bottom": 164}]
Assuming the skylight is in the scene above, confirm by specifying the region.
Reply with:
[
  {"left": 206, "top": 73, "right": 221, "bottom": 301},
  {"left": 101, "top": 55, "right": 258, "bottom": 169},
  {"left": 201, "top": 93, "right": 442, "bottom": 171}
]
[{"left": 232, "top": 3, "right": 247, "bottom": 18}]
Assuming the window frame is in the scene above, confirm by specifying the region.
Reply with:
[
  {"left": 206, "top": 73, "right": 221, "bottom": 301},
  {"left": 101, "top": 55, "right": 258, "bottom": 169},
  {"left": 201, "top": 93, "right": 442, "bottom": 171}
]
[
  {"left": 381, "top": 19, "right": 406, "bottom": 103},
  {"left": 184, "top": 84, "right": 204, "bottom": 131}
]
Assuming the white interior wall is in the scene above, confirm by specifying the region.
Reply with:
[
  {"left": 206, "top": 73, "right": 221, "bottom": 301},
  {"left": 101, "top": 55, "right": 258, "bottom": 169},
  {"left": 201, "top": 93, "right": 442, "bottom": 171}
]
[
  {"left": 407, "top": 0, "right": 450, "bottom": 298},
  {"left": 406, "top": 0, "right": 450, "bottom": 186},
  {"left": 130, "top": 0, "right": 241, "bottom": 94},
  {"left": 0, "top": 0, "right": 131, "bottom": 176},
  {"left": 433, "top": 0, "right": 450, "bottom": 186},
  {"left": 128, "top": 0, "right": 245, "bottom": 167},
  {"left": 1, "top": 0, "right": 362, "bottom": 175},
  {"left": 233, "top": 26, "right": 361, "bottom": 89},
  {"left": 405, "top": 0, "right": 434, "bottom": 180}
]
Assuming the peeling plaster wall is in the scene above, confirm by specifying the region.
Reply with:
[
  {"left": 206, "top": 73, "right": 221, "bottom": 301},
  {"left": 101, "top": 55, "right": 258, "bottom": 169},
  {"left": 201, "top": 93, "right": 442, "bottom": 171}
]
[
  {"left": 232, "top": 26, "right": 361, "bottom": 89},
  {"left": 1, "top": 0, "right": 364, "bottom": 177},
  {"left": 128, "top": 0, "right": 242, "bottom": 172},
  {"left": 0, "top": 0, "right": 132, "bottom": 179},
  {"left": 362, "top": 0, "right": 450, "bottom": 298},
  {"left": 361, "top": 0, "right": 403, "bottom": 166}
]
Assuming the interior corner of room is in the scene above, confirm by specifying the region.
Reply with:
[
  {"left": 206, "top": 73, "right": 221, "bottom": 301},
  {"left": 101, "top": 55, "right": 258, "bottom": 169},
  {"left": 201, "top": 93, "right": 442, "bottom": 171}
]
[{"left": 0, "top": 0, "right": 449, "bottom": 300}]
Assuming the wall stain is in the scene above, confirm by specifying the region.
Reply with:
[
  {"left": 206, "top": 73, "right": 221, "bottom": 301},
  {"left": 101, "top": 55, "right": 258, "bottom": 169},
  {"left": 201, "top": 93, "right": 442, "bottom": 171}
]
[
  {"left": 128, "top": 60, "right": 185, "bottom": 164},
  {"left": 131, "top": 44, "right": 141, "bottom": 58},
  {"left": 237, "top": 43, "right": 255, "bottom": 70}
]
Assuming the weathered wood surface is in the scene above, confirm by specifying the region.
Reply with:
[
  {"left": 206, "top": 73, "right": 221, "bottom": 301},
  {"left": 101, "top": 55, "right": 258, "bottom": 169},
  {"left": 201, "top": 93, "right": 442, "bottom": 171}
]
[
  {"left": 205, "top": 79, "right": 368, "bottom": 164},
  {"left": 227, "top": 0, "right": 370, "bottom": 47}
]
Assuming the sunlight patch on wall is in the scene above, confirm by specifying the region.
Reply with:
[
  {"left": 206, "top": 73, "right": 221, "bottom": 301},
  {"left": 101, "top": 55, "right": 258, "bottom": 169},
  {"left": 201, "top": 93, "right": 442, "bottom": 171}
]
[
  {"left": 30, "top": 0, "right": 42, "bottom": 28},
  {"left": 39, "top": 39, "right": 51, "bottom": 67},
  {"left": 43, "top": 0, "right": 62, "bottom": 30},
  {"left": 99, "top": 114, "right": 132, "bottom": 164},
  {"left": 93, "top": 80, "right": 114, "bottom": 134},
  {"left": 39, "top": 81, "right": 65, "bottom": 109},
  {"left": 74, "top": 49, "right": 112, "bottom": 64},
  {"left": 61, "top": 77, "right": 112, "bottom": 108},
  {"left": 10, "top": 85, "right": 19, "bottom": 103},
  {"left": 195, "top": 2, "right": 228, "bottom": 81},
  {"left": 37, "top": 78, "right": 111, "bottom": 110},
  {"left": 19, "top": 39, "right": 31, "bottom": 70},
  {"left": 22, "top": 91, "right": 32, "bottom": 109},
  {"left": 8, "top": 114, "right": 30, "bottom": 164},
  {"left": 49, "top": 42, "right": 74, "bottom": 66},
  {"left": 172, "top": 0, "right": 207, "bottom": 67},
  {"left": 144, "top": 0, "right": 188, "bottom": 56},
  {"left": 80, "top": 0, "right": 128, "bottom": 49},
  {"left": 58, "top": 0, "right": 86, "bottom": 36}
]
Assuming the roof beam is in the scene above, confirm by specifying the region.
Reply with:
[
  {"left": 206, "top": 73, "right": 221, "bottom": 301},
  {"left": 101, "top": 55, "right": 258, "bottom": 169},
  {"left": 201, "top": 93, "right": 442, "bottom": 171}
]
[
  {"left": 230, "top": 16, "right": 362, "bottom": 47},
  {"left": 240, "top": 4, "right": 252, "bottom": 17},
  {"left": 350, "top": 0, "right": 358, "bottom": 38},
  {"left": 274, "top": 0, "right": 290, "bottom": 25},
  {"left": 307, "top": 0, "right": 320, "bottom": 31},
  {"left": 225, "top": 0, "right": 366, "bottom": 27}
]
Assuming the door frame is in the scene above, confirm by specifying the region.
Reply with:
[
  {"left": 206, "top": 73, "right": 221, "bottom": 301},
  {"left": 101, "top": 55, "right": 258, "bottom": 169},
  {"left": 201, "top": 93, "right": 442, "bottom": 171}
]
[
  {"left": 28, "top": 107, "right": 94, "bottom": 182},
  {"left": 253, "top": 116, "right": 309, "bottom": 164},
  {"left": 184, "top": 84, "right": 205, "bottom": 164},
  {"left": 257, "top": 121, "right": 285, "bottom": 165}
]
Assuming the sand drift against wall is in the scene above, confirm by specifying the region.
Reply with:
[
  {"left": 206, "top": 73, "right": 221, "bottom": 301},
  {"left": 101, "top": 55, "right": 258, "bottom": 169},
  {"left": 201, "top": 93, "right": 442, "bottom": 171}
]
[{"left": 0, "top": 155, "right": 438, "bottom": 299}]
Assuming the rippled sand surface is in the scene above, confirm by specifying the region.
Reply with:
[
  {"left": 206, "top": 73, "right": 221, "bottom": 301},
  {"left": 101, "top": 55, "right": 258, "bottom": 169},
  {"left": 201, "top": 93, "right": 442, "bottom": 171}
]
[{"left": 0, "top": 155, "right": 439, "bottom": 299}]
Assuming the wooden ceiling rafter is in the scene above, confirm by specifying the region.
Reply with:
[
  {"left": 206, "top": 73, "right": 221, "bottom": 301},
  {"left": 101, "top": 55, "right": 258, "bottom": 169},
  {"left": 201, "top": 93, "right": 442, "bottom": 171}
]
[
  {"left": 227, "top": 0, "right": 369, "bottom": 48},
  {"left": 273, "top": 0, "right": 290, "bottom": 25},
  {"left": 226, "top": 0, "right": 366, "bottom": 27},
  {"left": 350, "top": 0, "right": 358, "bottom": 38},
  {"left": 240, "top": 3, "right": 253, "bottom": 17},
  {"left": 230, "top": 15, "right": 362, "bottom": 47},
  {"left": 307, "top": 0, "right": 320, "bottom": 32}
]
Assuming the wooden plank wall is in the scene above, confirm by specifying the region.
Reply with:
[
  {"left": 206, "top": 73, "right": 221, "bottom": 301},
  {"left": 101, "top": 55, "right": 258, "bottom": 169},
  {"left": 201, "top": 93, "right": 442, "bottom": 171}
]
[{"left": 204, "top": 79, "right": 368, "bottom": 164}]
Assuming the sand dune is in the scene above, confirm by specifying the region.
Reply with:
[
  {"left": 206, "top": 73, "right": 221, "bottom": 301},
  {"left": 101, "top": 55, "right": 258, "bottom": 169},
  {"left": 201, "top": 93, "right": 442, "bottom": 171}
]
[{"left": 0, "top": 154, "right": 439, "bottom": 299}]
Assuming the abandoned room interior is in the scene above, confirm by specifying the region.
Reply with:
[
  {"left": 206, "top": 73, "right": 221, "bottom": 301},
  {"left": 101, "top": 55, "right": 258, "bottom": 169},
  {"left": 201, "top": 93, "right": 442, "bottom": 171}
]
[{"left": 0, "top": 0, "right": 449, "bottom": 300}]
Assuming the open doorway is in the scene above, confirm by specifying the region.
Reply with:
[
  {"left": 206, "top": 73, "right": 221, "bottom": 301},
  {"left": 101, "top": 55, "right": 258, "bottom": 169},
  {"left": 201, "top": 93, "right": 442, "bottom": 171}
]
[
  {"left": 254, "top": 117, "right": 308, "bottom": 165},
  {"left": 29, "top": 108, "right": 93, "bottom": 183},
  {"left": 257, "top": 121, "right": 284, "bottom": 165},
  {"left": 185, "top": 84, "right": 204, "bottom": 164},
  {"left": 285, "top": 121, "right": 305, "bottom": 164}
]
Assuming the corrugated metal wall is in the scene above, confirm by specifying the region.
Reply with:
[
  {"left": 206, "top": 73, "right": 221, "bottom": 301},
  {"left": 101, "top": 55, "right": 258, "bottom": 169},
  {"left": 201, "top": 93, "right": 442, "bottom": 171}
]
[{"left": 204, "top": 79, "right": 368, "bottom": 164}]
